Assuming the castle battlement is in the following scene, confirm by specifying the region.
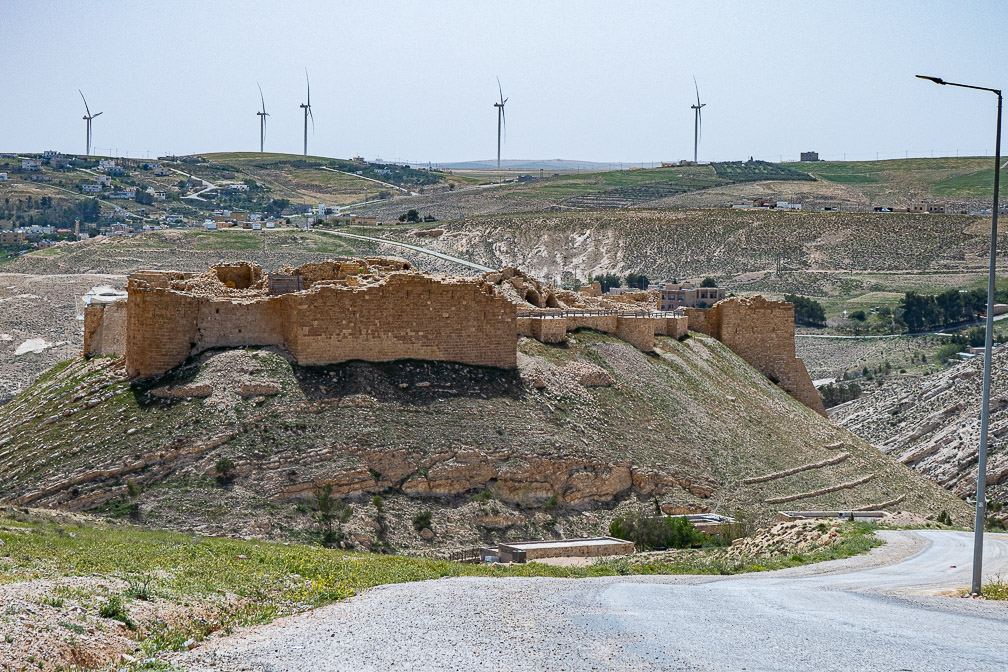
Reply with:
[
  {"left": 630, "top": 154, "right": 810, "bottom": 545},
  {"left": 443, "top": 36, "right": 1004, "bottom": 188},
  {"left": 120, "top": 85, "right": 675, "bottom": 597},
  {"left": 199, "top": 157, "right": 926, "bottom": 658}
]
[
  {"left": 86, "top": 258, "right": 517, "bottom": 378},
  {"left": 82, "top": 259, "right": 824, "bottom": 416}
]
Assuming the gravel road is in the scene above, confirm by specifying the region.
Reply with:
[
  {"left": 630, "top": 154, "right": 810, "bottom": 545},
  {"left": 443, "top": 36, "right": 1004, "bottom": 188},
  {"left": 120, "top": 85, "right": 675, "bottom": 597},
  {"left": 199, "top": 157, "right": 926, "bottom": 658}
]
[{"left": 176, "top": 531, "right": 1008, "bottom": 671}]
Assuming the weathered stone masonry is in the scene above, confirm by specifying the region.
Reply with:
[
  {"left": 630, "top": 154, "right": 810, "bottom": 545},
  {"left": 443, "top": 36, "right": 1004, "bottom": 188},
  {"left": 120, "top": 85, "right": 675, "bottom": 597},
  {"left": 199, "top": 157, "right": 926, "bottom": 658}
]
[
  {"left": 686, "top": 296, "right": 827, "bottom": 416},
  {"left": 101, "top": 260, "right": 518, "bottom": 378},
  {"left": 82, "top": 259, "right": 824, "bottom": 417}
]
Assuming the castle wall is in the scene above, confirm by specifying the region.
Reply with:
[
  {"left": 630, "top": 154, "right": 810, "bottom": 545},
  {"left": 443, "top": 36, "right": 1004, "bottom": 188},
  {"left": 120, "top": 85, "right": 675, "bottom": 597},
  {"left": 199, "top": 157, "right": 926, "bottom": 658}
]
[
  {"left": 529, "top": 317, "right": 568, "bottom": 344},
  {"left": 82, "top": 302, "right": 126, "bottom": 357},
  {"left": 685, "top": 307, "right": 719, "bottom": 336},
  {"left": 193, "top": 298, "right": 285, "bottom": 353},
  {"left": 699, "top": 297, "right": 826, "bottom": 416},
  {"left": 118, "top": 271, "right": 519, "bottom": 376},
  {"left": 566, "top": 314, "right": 618, "bottom": 334},
  {"left": 657, "top": 315, "right": 689, "bottom": 339},
  {"left": 615, "top": 316, "right": 656, "bottom": 352},
  {"left": 125, "top": 279, "right": 200, "bottom": 378},
  {"left": 284, "top": 274, "right": 517, "bottom": 369}
]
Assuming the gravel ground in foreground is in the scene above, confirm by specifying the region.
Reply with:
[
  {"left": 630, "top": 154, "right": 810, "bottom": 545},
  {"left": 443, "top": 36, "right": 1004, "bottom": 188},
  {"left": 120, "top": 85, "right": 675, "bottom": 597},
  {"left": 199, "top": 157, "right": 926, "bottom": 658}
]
[{"left": 174, "top": 531, "right": 1008, "bottom": 672}]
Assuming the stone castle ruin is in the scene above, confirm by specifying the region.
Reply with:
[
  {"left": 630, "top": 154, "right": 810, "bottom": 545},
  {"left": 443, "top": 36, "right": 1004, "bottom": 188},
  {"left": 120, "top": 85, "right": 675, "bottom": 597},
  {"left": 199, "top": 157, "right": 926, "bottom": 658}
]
[
  {"left": 85, "top": 258, "right": 517, "bottom": 378},
  {"left": 685, "top": 296, "right": 827, "bottom": 416},
  {"left": 83, "top": 257, "right": 824, "bottom": 415}
]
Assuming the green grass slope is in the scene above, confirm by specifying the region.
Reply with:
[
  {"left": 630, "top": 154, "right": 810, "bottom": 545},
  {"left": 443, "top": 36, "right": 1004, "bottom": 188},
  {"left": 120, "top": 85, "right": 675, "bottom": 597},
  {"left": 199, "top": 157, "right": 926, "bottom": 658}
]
[{"left": 800, "top": 156, "right": 997, "bottom": 201}]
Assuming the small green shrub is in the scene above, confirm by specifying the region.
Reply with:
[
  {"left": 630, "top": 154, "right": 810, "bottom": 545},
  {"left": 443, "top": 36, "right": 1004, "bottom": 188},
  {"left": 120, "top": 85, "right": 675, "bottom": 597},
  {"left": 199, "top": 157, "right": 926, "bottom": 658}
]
[
  {"left": 936, "top": 510, "right": 952, "bottom": 526},
  {"left": 313, "top": 484, "right": 352, "bottom": 547},
  {"left": 543, "top": 494, "right": 559, "bottom": 511},
  {"left": 472, "top": 489, "right": 493, "bottom": 503},
  {"left": 214, "top": 457, "right": 236, "bottom": 486},
  {"left": 609, "top": 512, "right": 707, "bottom": 551},
  {"left": 99, "top": 594, "right": 135, "bottom": 630},
  {"left": 126, "top": 480, "right": 142, "bottom": 498},
  {"left": 983, "top": 576, "right": 1008, "bottom": 600},
  {"left": 412, "top": 510, "right": 433, "bottom": 532},
  {"left": 125, "top": 573, "right": 154, "bottom": 600},
  {"left": 40, "top": 594, "right": 64, "bottom": 609},
  {"left": 58, "top": 620, "right": 85, "bottom": 635}
]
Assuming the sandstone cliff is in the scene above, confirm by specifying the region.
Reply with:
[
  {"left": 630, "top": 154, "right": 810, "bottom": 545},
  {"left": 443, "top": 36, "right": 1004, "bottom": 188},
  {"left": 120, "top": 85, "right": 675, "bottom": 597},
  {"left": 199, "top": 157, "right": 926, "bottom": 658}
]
[{"left": 832, "top": 345, "right": 1008, "bottom": 505}]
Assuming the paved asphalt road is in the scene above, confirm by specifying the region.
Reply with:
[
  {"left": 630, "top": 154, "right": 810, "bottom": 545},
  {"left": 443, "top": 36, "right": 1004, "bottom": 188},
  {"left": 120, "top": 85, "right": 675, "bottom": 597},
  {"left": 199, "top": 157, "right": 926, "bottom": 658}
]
[{"left": 177, "top": 531, "right": 1008, "bottom": 671}]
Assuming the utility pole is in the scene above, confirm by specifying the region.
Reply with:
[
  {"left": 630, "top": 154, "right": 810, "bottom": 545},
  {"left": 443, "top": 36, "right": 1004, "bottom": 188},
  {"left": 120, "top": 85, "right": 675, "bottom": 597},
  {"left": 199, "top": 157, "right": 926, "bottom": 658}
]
[{"left": 917, "top": 74, "right": 1002, "bottom": 596}]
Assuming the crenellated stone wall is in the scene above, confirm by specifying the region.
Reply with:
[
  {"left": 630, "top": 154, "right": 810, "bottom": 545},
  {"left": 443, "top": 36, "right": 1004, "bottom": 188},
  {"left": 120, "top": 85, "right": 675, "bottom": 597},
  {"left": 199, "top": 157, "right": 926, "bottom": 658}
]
[{"left": 102, "top": 261, "right": 518, "bottom": 378}]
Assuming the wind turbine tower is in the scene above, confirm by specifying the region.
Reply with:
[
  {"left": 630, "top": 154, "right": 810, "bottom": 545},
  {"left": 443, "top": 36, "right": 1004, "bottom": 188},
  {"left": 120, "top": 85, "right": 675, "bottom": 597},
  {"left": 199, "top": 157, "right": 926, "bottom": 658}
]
[
  {"left": 494, "top": 78, "right": 508, "bottom": 169},
  {"left": 691, "top": 77, "right": 705, "bottom": 164},
  {"left": 256, "top": 83, "right": 269, "bottom": 153},
  {"left": 79, "top": 90, "right": 102, "bottom": 157},
  {"left": 300, "top": 69, "right": 313, "bottom": 156}
]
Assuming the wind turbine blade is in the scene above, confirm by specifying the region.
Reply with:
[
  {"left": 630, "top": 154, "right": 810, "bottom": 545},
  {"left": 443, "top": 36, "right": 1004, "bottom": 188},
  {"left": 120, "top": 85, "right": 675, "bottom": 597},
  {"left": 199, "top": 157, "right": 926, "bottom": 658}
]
[
  {"left": 697, "top": 109, "right": 701, "bottom": 144},
  {"left": 258, "top": 82, "right": 266, "bottom": 113},
  {"left": 503, "top": 97, "right": 508, "bottom": 105},
  {"left": 92, "top": 111, "right": 103, "bottom": 118},
  {"left": 693, "top": 75, "right": 701, "bottom": 106},
  {"left": 498, "top": 76, "right": 505, "bottom": 104},
  {"left": 305, "top": 68, "right": 310, "bottom": 105},
  {"left": 308, "top": 106, "right": 314, "bottom": 131},
  {"left": 501, "top": 108, "right": 506, "bottom": 143},
  {"left": 79, "top": 90, "right": 90, "bottom": 117}
]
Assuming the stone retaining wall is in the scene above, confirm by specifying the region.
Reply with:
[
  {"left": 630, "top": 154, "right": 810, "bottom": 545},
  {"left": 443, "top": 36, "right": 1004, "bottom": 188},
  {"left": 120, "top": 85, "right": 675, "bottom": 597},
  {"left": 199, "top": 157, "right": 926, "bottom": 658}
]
[
  {"left": 499, "top": 537, "right": 635, "bottom": 561},
  {"left": 528, "top": 317, "right": 567, "bottom": 344},
  {"left": 615, "top": 316, "right": 656, "bottom": 352}
]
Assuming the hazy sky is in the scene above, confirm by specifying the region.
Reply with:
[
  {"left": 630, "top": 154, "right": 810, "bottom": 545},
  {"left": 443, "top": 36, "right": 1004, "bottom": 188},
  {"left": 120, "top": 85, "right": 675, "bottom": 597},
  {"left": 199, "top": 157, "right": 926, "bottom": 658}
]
[{"left": 2, "top": 1, "right": 1006, "bottom": 164}]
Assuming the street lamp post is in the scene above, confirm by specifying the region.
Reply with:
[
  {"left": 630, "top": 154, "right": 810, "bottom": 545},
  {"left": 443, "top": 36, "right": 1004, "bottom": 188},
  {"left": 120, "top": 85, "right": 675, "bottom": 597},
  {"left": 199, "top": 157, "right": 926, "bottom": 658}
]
[{"left": 917, "top": 75, "right": 1002, "bottom": 595}]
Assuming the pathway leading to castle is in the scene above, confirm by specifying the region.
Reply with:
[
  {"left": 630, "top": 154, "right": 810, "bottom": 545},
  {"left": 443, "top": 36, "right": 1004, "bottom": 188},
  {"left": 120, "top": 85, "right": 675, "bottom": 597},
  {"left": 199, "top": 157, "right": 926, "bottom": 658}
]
[
  {"left": 314, "top": 228, "right": 495, "bottom": 273},
  {"left": 176, "top": 530, "right": 1008, "bottom": 671}
]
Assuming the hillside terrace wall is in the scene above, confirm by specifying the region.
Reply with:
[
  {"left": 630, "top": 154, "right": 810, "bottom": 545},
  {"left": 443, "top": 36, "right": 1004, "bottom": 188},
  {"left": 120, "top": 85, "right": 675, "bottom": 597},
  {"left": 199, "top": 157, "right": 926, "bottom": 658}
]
[
  {"left": 659, "top": 315, "right": 689, "bottom": 339},
  {"left": 118, "top": 263, "right": 517, "bottom": 378},
  {"left": 527, "top": 316, "right": 567, "bottom": 344},
  {"left": 687, "top": 297, "right": 826, "bottom": 416}
]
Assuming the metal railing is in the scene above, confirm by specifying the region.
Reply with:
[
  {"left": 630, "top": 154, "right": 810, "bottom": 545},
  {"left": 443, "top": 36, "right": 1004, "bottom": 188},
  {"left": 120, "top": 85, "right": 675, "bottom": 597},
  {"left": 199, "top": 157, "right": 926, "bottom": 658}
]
[
  {"left": 447, "top": 548, "right": 484, "bottom": 564},
  {"left": 516, "top": 308, "right": 684, "bottom": 319}
]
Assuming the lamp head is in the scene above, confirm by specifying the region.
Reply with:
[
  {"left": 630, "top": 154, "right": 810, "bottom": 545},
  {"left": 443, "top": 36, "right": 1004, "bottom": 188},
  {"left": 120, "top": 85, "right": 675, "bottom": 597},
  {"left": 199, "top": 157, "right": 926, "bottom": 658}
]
[{"left": 916, "top": 75, "right": 945, "bottom": 85}]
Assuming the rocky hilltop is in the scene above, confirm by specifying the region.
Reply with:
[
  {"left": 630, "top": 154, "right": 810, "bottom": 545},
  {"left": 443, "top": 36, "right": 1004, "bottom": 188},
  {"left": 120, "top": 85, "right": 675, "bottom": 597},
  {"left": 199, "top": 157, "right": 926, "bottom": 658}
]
[
  {"left": 832, "top": 345, "right": 1008, "bottom": 503},
  {"left": 0, "top": 329, "right": 966, "bottom": 553}
]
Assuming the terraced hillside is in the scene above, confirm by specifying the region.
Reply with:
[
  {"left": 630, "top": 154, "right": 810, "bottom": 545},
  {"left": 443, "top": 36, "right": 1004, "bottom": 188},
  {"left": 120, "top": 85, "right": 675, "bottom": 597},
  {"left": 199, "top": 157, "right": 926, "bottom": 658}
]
[
  {"left": 800, "top": 157, "right": 1003, "bottom": 205},
  {"left": 0, "top": 228, "right": 377, "bottom": 276},
  {"left": 373, "top": 208, "right": 1006, "bottom": 294},
  {"left": 0, "top": 330, "right": 967, "bottom": 554},
  {"left": 832, "top": 345, "right": 1008, "bottom": 504}
]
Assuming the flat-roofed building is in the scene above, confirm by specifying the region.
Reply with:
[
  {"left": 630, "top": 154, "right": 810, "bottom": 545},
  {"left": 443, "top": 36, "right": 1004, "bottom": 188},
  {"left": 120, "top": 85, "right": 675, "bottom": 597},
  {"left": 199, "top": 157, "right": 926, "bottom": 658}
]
[
  {"left": 0, "top": 231, "right": 27, "bottom": 245},
  {"left": 657, "top": 282, "right": 725, "bottom": 310}
]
